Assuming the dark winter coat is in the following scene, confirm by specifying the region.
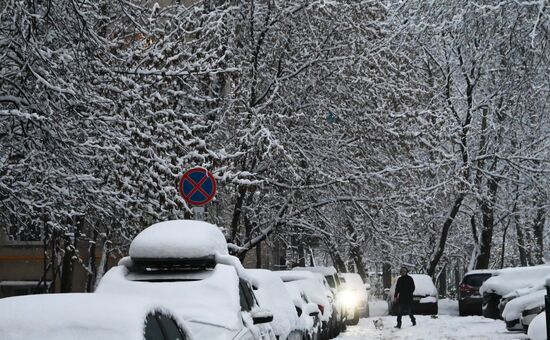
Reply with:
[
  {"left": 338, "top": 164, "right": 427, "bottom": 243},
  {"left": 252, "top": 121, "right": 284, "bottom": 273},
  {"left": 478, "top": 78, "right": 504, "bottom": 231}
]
[{"left": 394, "top": 274, "right": 415, "bottom": 304}]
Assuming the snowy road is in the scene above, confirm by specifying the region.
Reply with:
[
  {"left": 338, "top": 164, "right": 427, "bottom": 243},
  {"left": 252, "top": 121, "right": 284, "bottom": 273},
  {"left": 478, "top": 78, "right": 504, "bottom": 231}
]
[{"left": 336, "top": 299, "right": 530, "bottom": 340}]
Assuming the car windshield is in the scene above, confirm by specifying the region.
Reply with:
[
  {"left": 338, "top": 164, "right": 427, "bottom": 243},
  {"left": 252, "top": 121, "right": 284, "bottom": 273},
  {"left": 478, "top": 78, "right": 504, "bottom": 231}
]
[{"left": 463, "top": 274, "right": 492, "bottom": 287}]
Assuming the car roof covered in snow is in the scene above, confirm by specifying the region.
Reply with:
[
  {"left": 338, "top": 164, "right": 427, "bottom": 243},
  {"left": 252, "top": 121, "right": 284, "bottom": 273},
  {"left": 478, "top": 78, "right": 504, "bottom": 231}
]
[
  {"left": 480, "top": 265, "right": 550, "bottom": 296},
  {"left": 410, "top": 274, "right": 438, "bottom": 296},
  {"left": 129, "top": 219, "right": 228, "bottom": 259},
  {"left": 97, "top": 263, "right": 241, "bottom": 338},
  {"left": 340, "top": 273, "right": 365, "bottom": 289},
  {"left": 292, "top": 266, "right": 337, "bottom": 276},
  {"left": 0, "top": 293, "right": 191, "bottom": 340}
]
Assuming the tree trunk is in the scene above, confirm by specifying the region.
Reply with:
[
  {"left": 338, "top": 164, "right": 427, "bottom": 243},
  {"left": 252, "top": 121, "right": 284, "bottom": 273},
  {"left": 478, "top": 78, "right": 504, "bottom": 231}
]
[
  {"left": 515, "top": 215, "right": 529, "bottom": 266},
  {"left": 427, "top": 194, "right": 465, "bottom": 277},
  {"left": 60, "top": 234, "right": 74, "bottom": 293},
  {"left": 475, "top": 176, "right": 499, "bottom": 269},
  {"left": 255, "top": 241, "right": 262, "bottom": 268},
  {"left": 86, "top": 228, "right": 98, "bottom": 292},
  {"left": 533, "top": 206, "right": 546, "bottom": 264},
  {"left": 383, "top": 263, "right": 392, "bottom": 289}
]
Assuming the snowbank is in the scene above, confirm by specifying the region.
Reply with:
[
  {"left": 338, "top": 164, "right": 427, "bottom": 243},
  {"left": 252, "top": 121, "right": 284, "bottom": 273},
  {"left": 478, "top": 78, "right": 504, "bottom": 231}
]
[
  {"left": 129, "top": 219, "right": 228, "bottom": 259},
  {"left": 97, "top": 263, "right": 240, "bottom": 339},
  {"left": 247, "top": 269, "right": 298, "bottom": 339},
  {"left": 0, "top": 293, "right": 192, "bottom": 340},
  {"left": 480, "top": 265, "right": 550, "bottom": 296}
]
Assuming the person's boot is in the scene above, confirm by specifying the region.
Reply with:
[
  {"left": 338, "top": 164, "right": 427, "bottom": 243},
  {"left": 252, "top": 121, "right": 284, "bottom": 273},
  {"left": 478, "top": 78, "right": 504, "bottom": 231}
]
[
  {"left": 395, "top": 323, "right": 401, "bottom": 329},
  {"left": 412, "top": 318, "right": 416, "bottom": 326}
]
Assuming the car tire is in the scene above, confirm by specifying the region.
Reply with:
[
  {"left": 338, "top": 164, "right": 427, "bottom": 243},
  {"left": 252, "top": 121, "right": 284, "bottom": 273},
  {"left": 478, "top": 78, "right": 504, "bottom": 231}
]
[{"left": 347, "top": 310, "right": 360, "bottom": 325}]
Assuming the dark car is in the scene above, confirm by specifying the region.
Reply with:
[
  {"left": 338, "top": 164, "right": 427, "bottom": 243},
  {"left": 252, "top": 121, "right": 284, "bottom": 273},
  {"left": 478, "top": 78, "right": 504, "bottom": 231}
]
[{"left": 458, "top": 270, "right": 495, "bottom": 316}]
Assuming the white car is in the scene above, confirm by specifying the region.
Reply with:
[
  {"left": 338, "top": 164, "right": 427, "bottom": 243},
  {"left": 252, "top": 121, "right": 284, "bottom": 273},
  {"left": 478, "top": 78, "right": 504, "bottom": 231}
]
[
  {"left": 248, "top": 269, "right": 319, "bottom": 340},
  {"left": 97, "top": 219, "right": 275, "bottom": 340},
  {"left": 0, "top": 293, "right": 192, "bottom": 340},
  {"left": 276, "top": 270, "right": 336, "bottom": 339},
  {"left": 292, "top": 266, "right": 346, "bottom": 332},
  {"left": 282, "top": 281, "right": 323, "bottom": 340},
  {"left": 502, "top": 288, "right": 545, "bottom": 331},
  {"left": 339, "top": 273, "right": 370, "bottom": 324}
]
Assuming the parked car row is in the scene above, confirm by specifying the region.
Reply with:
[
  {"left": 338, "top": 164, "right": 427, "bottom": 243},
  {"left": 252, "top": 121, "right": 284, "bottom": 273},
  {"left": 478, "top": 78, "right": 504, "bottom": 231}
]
[
  {"left": 456, "top": 264, "right": 550, "bottom": 338},
  {"left": 0, "top": 219, "right": 370, "bottom": 340}
]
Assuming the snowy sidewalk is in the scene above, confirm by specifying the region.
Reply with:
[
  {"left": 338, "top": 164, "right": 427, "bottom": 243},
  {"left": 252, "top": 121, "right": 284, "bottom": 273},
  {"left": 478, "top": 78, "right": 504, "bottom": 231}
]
[{"left": 336, "top": 299, "right": 529, "bottom": 340}]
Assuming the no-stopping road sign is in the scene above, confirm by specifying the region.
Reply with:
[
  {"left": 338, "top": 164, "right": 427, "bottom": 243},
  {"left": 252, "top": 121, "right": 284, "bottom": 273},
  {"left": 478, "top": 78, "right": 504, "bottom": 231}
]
[{"left": 179, "top": 167, "right": 217, "bottom": 206}]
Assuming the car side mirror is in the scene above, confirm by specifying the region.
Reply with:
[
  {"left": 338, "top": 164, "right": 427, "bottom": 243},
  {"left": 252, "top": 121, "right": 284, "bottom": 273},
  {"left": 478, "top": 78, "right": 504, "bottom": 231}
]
[
  {"left": 365, "top": 283, "right": 371, "bottom": 291},
  {"left": 304, "top": 302, "right": 320, "bottom": 317},
  {"left": 251, "top": 310, "right": 274, "bottom": 324},
  {"left": 384, "top": 288, "right": 390, "bottom": 294}
]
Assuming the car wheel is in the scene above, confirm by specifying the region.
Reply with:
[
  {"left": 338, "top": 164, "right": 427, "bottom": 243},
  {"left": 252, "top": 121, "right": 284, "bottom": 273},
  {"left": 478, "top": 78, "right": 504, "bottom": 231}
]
[{"left": 347, "top": 310, "right": 360, "bottom": 325}]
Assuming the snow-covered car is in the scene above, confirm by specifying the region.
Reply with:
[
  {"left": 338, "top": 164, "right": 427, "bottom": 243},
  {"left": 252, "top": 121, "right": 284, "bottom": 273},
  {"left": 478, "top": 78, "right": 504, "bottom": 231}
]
[
  {"left": 97, "top": 220, "right": 276, "bottom": 340},
  {"left": 458, "top": 270, "right": 495, "bottom": 316},
  {"left": 276, "top": 270, "right": 336, "bottom": 340},
  {"left": 338, "top": 273, "right": 370, "bottom": 325},
  {"left": 282, "top": 280, "right": 323, "bottom": 340},
  {"left": 520, "top": 302, "right": 545, "bottom": 332},
  {"left": 0, "top": 293, "right": 192, "bottom": 340},
  {"left": 247, "top": 269, "right": 311, "bottom": 340},
  {"left": 527, "top": 311, "right": 546, "bottom": 340},
  {"left": 292, "top": 266, "right": 346, "bottom": 332},
  {"left": 502, "top": 287, "right": 545, "bottom": 331},
  {"left": 388, "top": 274, "right": 438, "bottom": 315},
  {"left": 480, "top": 265, "right": 550, "bottom": 319}
]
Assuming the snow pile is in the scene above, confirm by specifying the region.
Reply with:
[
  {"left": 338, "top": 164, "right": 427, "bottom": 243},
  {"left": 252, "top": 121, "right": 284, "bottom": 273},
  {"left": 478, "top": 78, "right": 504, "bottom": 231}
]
[
  {"left": 129, "top": 219, "right": 228, "bottom": 259},
  {"left": 0, "top": 293, "right": 192, "bottom": 340},
  {"left": 502, "top": 288, "right": 545, "bottom": 322},
  {"left": 480, "top": 265, "right": 550, "bottom": 296},
  {"left": 410, "top": 274, "right": 438, "bottom": 296},
  {"left": 97, "top": 263, "right": 240, "bottom": 339},
  {"left": 528, "top": 311, "right": 546, "bottom": 340},
  {"left": 247, "top": 269, "right": 298, "bottom": 339}
]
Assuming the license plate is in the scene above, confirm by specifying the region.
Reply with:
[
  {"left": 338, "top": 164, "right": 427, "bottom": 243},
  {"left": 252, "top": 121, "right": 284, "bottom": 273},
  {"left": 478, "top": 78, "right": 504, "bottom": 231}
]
[{"left": 413, "top": 297, "right": 421, "bottom": 301}]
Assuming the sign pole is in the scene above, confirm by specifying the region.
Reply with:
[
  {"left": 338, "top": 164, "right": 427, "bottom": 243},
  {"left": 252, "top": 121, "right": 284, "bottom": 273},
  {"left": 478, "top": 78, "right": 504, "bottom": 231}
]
[
  {"left": 192, "top": 206, "right": 205, "bottom": 221},
  {"left": 546, "top": 284, "right": 550, "bottom": 340}
]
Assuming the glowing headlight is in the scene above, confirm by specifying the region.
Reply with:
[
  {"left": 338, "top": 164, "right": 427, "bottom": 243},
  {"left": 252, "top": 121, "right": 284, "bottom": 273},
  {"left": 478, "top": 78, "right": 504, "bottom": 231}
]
[{"left": 339, "top": 290, "right": 358, "bottom": 308}]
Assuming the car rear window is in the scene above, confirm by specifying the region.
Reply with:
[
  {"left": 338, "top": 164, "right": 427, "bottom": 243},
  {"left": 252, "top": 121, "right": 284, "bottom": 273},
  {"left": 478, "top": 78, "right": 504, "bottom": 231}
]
[{"left": 463, "top": 274, "right": 492, "bottom": 287}]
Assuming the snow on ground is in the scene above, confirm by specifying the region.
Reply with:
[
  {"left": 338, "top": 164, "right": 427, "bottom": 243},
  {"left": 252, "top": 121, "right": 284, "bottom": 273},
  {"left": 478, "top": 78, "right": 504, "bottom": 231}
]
[{"left": 337, "top": 298, "right": 529, "bottom": 340}]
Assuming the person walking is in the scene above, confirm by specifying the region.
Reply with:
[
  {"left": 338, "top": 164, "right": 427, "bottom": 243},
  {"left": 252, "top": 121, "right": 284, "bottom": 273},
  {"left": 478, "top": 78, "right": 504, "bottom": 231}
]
[{"left": 394, "top": 266, "right": 416, "bottom": 328}]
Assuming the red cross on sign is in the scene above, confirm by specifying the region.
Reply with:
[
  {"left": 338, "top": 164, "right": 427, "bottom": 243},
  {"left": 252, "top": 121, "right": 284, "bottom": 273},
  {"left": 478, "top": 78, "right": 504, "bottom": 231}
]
[{"left": 179, "top": 167, "right": 217, "bottom": 206}]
